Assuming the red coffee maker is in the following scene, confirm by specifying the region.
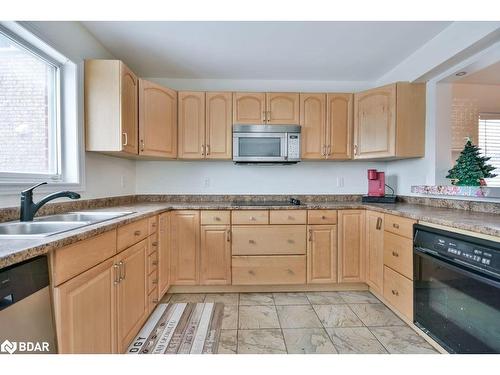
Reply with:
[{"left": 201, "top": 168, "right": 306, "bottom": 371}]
[
  {"left": 362, "top": 169, "right": 396, "bottom": 203},
  {"left": 367, "top": 169, "right": 385, "bottom": 197}
]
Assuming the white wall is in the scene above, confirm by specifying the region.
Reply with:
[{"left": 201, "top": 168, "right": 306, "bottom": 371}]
[
  {"left": 0, "top": 22, "right": 137, "bottom": 208},
  {"left": 136, "top": 160, "right": 385, "bottom": 195}
]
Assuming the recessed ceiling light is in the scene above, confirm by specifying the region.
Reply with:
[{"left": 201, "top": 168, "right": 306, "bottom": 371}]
[{"left": 455, "top": 71, "right": 467, "bottom": 76}]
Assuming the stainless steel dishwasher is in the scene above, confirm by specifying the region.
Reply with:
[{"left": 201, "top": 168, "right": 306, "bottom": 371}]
[{"left": 0, "top": 256, "right": 56, "bottom": 354}]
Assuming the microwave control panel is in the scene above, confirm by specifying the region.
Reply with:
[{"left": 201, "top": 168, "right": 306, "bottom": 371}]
[{"left": 287, "top": 134, "right": 300, "bottom": 160}]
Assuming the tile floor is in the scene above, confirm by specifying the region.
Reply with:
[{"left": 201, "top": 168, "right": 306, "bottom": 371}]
[{"left": 162, "top": 291, "right": 438, "bottom": 354}]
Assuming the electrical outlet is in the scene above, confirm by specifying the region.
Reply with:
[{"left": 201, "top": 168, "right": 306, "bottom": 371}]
[
  {"left": 203, "top": 177, "right": 210, "bottom": 188},
  {"left": 336, "top": 176, "right": 344, "bottom": 188},
  {"left": 120, "top": 175, "right": 126, "bottom": 188}
]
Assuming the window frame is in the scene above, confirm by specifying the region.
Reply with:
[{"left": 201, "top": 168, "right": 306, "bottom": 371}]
[
  {"left": 478, "top": 112, "right": 500, "bottom": 188},
  {"left": 0, "top": 25, "right": 62, "bottom": 181},
  {"left": 0, "top": 22, "right": 84, "bottom": 195}
]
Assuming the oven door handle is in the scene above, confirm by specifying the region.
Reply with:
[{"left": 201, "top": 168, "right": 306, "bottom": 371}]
[{"left": 415, "top": 248, "right": 500, "bottom": 289}]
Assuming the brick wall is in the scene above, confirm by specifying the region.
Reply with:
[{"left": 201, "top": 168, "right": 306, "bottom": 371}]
[{"left": 0, "top": 47, "right": 52, "bottom": 174}]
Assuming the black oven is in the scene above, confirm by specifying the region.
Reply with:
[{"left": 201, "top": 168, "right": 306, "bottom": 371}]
[{"left": 413, "top": 224, "right": 500, "bottom": 354}]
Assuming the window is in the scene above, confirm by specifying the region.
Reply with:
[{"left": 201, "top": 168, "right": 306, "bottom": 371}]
[
  {"left": 478, "top": 113, "right": 500, "bottom": 187},
  {"left": 0, "top": 29, "right": 60, "bottom": 179}
]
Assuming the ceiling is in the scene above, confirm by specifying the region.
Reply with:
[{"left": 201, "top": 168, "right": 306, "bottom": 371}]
[
  {"left": 81, "top": 21, "right": 451, "bottom": 81},
  {"left": 456, "top": 60, "right": 500, "bottom": 85}
]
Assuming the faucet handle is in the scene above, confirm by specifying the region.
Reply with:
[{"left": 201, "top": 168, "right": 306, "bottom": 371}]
[{"left": 21, "top": 182, "right": 47, "bottom": 195}]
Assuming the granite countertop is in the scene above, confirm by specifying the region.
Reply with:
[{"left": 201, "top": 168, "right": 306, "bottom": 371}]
[{"left": 1, "top": 201, "right": 499, "bottom": 270}]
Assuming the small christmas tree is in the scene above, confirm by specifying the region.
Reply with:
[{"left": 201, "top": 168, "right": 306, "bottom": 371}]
[{"left": 446, "top": 138, "right": 497, "bottom": 186}]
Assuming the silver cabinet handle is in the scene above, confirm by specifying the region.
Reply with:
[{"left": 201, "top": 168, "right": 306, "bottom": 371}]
[
  {"left": 201, "top": 144, "right": 205, "bottom": 156},
  {"left": 354, "top": 144, "right": 358, "bottom": 155},
  {"left": 392, "top": 251, "right": 399, "bottom": 257},
  {"left": 262, "top": 111, "right": 266, "bottom": 122},
  {"left": 308, "top": 229, "right": 313, "bottom": 242},
  {"left": 113, "top": 263, "right": 120, "bottom": 285},
  {"left": 206, "top": 144, "right": 210, "bottom": 155},
  {"left": 376, "top": 217, "right": 382, "bottom": 230},
  {"left": 327, "top": 145, "right": 331, "bottom": 156},
  {"left": 118, "top": 261, "right": 125, "bottom": 281},
  {"left": 226, "top": 229, "right": 231, "bottom": 242},
  {"left": 140, "top": 139, "right": 145, "bottom": 151},
  {"left": 122, "top": 132, "right": 128, "bottom": 146},
  {"left": 267, "top": 111, "right": 271, "bottom": 122}
]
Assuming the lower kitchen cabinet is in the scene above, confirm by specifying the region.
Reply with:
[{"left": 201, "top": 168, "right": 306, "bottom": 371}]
[
  {"left": 366, "top": 211, "right": 384, "bottom": 294},
  {"left": 170, "top": 210, "right": 200, "bottom": 285},
  {"left": 53, "top": 258, "right": 117, "bottom": 354},
  {"left": 383, "top": 265, "right": 413, "bottom": 320},
  {"left": 158, "top": 212, "right": 171, "bottom": 297},
  {"left": 338, "top": 210, "right": 366, "bottom": 283},
  {"left": 116, "top": 239, "right": 149, "bottom": 353},
  {"left": 200, "top": 225, "right": 232, "bottom": 285},
  {"left": 307, "top": 225, "right": 337, "bottom": 283},
  {"left": 232, "top": 255, "right": 306, "bottom": 285}
]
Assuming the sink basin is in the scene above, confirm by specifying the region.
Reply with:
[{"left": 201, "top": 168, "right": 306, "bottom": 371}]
[
  {"left": 0, "top": 221, "right": 90, "bottom": 239},
  {"left": 35, "top": 211, "right": 134, "bottom": 223},
  {"left": 0, "top": 211, "right": 134, "bottom": 239}
]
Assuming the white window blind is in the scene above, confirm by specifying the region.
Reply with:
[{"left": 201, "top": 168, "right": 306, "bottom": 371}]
[{"left": 478, "top": 113, "right": 500, "bottom": 187}]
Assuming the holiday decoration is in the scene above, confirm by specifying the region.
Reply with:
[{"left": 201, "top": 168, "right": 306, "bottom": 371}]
[{"left": 446, "top": 139, "right": 497, "bottom": 186}]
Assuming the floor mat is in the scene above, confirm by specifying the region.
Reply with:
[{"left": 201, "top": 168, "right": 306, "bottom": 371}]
[{"left": 127, "top": 302, "right": 224, "bottom": 354}]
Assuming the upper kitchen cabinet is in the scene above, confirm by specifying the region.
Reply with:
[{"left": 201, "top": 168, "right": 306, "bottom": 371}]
[
  {"left": 178, "top": 91, "right": 232, "bottom": 159},
  {"left": 138, "top": 79, "right": 177, "bottom": 158},
  {"left": 85, "top": 60, "right": 138, "bottom": 156},
  {"left": 353, "top": 82, "right": 426, "bottom": 160},
  {"left": 300, "top": 93, "right": 327, "bottom": 159},
  {"left": 300, "top": 93, "right": 353, "bottom": 160},
  {"left": 327, "top": 93, "right": 353, "bottom": 160},
  {"left": 266, "top": 93, "right": 300, "bottom": 124},
  {"left": 233, "top": 92, "right": 266, "bottom": 124},
  {"left": 178, "top": 91, "right": 206, "bottom": 159},
  {"left": 205, "top": 92, "right": 232, "bottom": 159},
  {"left": 233, "top": 92, "right": 299, "bottom": 125}
]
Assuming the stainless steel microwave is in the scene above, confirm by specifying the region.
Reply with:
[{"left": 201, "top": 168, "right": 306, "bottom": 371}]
[{"left": 232, "top": 125, "right": 301, "bottom": 164}]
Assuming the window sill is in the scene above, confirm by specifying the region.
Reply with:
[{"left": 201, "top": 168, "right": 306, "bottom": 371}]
[{"left": 0, "top": 181, "right": 85, "bottom": 196}]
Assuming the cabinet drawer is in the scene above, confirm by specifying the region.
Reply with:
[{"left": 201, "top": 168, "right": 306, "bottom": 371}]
[
  {"left": 384, "top": 214, "right": 415, "bottom": 239},
  {"left": 269, "top": 210, "right": 307, "bottom": 224},
  {"left": 384, "top": 232, "right": 413, "bottom": 279},
  {"left": 232, "top": 210, "right": 268, "bottom": 225},
  {"left": 147, "top": 271, "right": 158, "bottom": 294},
  {"left": 201, "top": 210, "right": 230, "bottom": 225},
  {"left": 232, "top": 255, "right": 306, "bottom": 285},
  {"left": 307, "top": 210, "right": 337, "bottom": 224},
  {"left": 148, "top": 234, "right": 159, "bottom": 255},
  {"left": 148, "top": 216, "right": 158, "bottom": 235},
  {"left": 148, "top": 287, "right": 159, "bottom": 312},
  {"left": 147, "top": 251, "right": 158, "bottom": 275},
  {"left": 232, "top": 225, "right": 306, "bottom": 255},
  {"left": 117, "top": 218, "right": 149, "bottom": 251},
  {"left": 383, "top": 266, "right": 413, "bottom": 320},
  {"left": 52, "top": 230, "right": 117, "bottom": 286}
]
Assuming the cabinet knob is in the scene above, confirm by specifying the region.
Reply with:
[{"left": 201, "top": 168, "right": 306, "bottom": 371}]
[
  {"left": 393, "top": 223, "right": 400, "bottom": 229},
  {"left": 287, "top": 239, "right": 294, "bottom": 244},
  {"left": 392, "top": 251, "right": 399, "bottom": 257},
  {"left": 321, "top": 215, "right": 327, "bottom": 220},
  {"left": 249, "top": 239, "right": 256, "bottom": 244},
  {"left": 152, "top": 299, "right": 158, "bottom": 304},
  {"left": 152, "top": 241, "right": 158, "bottom": 247},
  {"left": 249, "top": 216, "right": 256, "bottom": 221},
  {"left": 152, "top": 260, "right": 158, "bottom": 266},
  {"left": 134, "top": 230, "right": 141, "bottom": 236},
  {"left": 287, "top": 269, "right": 294, "bottom": 275},
  {"left": 248, "top": 270, "right": 256, "bottom": 276},
  {"left": 215, "top": 216, "right": 221, "bottom": 221},
  {"left": 391, "top": 289, "right": 399, "bottom": 296},
  {"left": 152, "top": 279, "right": 158, "bottom": 284}
]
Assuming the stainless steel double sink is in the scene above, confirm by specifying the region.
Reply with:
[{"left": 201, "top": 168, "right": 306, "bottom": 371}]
[{"left": 0, "top": 211, "right": 134, "bottom": 239}]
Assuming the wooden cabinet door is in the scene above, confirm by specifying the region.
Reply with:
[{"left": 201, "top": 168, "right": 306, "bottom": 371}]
[
  {"left": 178, "top": 91, "right": 206, "bottom": 159},
  {"left": 158, "top": 212, "right": 171, "bottom": 298},
  {"left": 206, "top": 92, "right": 232, "bottom": 159},
  {"left": 116, "top": 239, "right": 148, "bottom": 353},
  {"left": 327, "top": 93, "right": 353, "bottom": 159},
  {"left": 200, "top": 225, "right": 231, "bottom": 285},
  {"left": 233, "top": 92, "right": 266, "bottom": 124},
  {"left": 307, "top": 225, "right": 337, "bottom": 284},
  {"left": 120, "top": 62, "right": 139, "bottom": 154},
  {"left": 354, "top": 84, "right": 396, "bottom": 159},
  {"left": 138, "top": 79, "right": 177, "bottom": 158},
  {"left": 338, "top": 210, "right": 366, "bottom": 283},
  {"left": 53, "top": 258, "right": 117, "bottom": 354},
  {"left": 267, "top": 93, "right": 300, "bottom": 124},
  {"left": 300, "top": 93, "right": 326, "bottom": 159},
  {"left": 366, "top": 211, "right": 384, "bottom": 294},
  {"left": 170, "top": 210, "right": 200, "bottom": 285}
]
